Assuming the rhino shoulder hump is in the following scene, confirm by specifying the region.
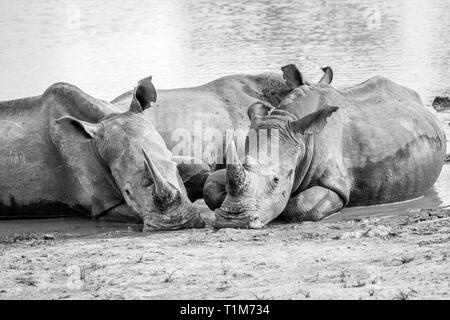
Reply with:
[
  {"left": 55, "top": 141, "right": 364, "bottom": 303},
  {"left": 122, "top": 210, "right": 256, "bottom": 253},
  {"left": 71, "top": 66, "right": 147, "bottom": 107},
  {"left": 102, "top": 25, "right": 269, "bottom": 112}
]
[
  {"left": 43, "top": 82, "right": 114, "bottom": 121},
  {"left": 43, "top": 82, "right": 83, "bottom": 99},
  {"left": 366, "top": 75, "right": 394, "bottom": 87}
]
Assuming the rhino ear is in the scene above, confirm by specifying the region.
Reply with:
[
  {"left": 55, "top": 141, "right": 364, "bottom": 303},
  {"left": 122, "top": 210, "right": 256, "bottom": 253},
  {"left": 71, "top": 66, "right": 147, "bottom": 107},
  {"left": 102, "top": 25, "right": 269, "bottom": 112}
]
[
  {"left": 318, "top": 66, "right": 333, "bottom": 85},
  {"left": 281, "top": 64, "right": 306, "bottom": 89},
  {"left": 247, "top": 102, "right": 273, "bottom": 122},
  {"left": 130, "top": 76, "right": 157, "bottom": 113},
  {"left": 289, "top": 105, "right": 339, "bottom": 135},
  {"left": 55, "top": 116, "right": 100, "bottom": 139}
]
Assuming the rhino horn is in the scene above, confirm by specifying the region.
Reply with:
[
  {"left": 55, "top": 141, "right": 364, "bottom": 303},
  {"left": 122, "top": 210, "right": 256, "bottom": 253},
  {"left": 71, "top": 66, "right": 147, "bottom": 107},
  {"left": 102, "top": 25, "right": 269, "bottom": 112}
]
[
  {"left": 225, "top": 141, "right": 249, "bottom": 196},
  {"left": 142, "top": 147, "right": 174, "bottom": 199},
  {"left": 318, "top": 66, "right": 333, "bottom": 85}
]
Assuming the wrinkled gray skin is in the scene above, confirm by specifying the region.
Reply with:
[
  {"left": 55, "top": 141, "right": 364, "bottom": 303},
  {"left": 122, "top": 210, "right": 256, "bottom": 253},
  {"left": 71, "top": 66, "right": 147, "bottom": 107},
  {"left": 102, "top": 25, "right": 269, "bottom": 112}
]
[
  {"left": 0, "top": 79, "right": 204, "bottom": 230},
  {"left": 111, "top": 73, "right": 291, "bottom": 158},
  {"left": 213, "top": 64, "right": 446, "bottom": 228},
  {"left": 111, "top": 71, "right": 316, "bottom": 208}
]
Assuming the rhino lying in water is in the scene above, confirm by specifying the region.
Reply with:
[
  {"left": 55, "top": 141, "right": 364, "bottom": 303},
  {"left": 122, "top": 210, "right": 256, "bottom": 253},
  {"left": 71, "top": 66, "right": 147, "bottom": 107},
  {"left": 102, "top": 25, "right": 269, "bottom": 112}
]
[
  {"left": 210, "top": 64, "right": 446, "bottom": 228},
  {"left": 0, "top": 78, "right": 204, "bottom": 230}
]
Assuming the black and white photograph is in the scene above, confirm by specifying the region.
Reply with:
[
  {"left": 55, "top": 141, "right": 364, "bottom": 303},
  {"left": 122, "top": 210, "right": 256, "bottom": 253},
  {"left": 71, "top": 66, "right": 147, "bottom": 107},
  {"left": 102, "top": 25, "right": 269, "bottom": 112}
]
[{"left": 0, "top": 0, "right": 449, "bottom": 303}]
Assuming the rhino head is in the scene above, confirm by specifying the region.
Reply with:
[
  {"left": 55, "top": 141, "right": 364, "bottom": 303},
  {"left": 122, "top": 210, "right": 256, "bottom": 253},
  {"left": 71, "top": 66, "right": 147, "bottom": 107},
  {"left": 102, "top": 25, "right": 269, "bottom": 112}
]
[
  {"left": 55, "top": 77, "right": 204, "bottom": 230},
  {"left": 214, "top": 65, "right": 337, "bottom": 229}
]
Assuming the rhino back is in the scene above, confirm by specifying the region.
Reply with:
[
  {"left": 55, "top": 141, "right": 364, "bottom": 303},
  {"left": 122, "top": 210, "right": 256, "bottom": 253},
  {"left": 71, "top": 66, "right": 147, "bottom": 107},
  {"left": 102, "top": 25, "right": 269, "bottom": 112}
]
[
  {"left": 0, "top": 95, "right": 78, "bottom": 217},
  {"left": 0, "top": 84, "right": 121, "bottom": 217},
  {"left": 337, "top": 76, "right": 446, "bottom": 205},
  {"left": 111, "top": 73, "right": 289, "bottom": 159}
]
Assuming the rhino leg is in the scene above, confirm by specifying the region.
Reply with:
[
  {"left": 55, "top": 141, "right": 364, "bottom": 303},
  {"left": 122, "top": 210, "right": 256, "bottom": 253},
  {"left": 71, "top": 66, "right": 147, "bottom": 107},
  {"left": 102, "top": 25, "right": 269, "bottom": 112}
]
[
  {"left": 183, "top": 172, "right": 211, "bottom": 202},
  {"left": 203, "top": 169, "right": 226, "bottom": 210},
  {"left": 281, "top": 186, "right": 343, "bottom": 222}
]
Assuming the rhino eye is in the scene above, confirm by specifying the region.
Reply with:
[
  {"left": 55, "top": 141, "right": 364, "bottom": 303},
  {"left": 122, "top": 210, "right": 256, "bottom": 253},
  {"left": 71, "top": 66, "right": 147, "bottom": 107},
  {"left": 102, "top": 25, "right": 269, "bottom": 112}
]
[
  {"left": 141, "top": 175, "right": 152, "bottom": 187},
  {"left": 269, "top": 176, "right": 279, "bottom": 191}
]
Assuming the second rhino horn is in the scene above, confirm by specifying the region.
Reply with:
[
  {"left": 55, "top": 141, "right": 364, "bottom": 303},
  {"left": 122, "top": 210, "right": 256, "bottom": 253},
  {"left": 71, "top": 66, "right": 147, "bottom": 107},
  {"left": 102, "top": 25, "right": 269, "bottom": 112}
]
[{"left": 225, "top": 141, "right": 249, "bottom": 196}]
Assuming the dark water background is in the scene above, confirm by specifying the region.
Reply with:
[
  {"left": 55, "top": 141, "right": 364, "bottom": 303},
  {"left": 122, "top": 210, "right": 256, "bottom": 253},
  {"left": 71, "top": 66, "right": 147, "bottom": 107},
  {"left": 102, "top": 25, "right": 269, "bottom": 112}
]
[{"left": 1, "top": 0, "right": 450, "bottom": 236}]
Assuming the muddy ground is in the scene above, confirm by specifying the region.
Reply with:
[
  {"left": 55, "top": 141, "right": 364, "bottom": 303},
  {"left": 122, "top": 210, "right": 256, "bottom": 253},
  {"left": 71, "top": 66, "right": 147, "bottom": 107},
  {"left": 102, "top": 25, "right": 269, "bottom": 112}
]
[{"left": 0, "top": 206, "right": 449, "bottom": 300}]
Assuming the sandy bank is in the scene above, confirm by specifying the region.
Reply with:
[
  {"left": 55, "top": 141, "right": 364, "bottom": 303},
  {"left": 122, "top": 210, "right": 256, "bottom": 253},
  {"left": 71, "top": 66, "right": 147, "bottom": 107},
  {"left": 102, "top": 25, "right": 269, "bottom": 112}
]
[{"left": 0, "top": 207, "right": 449, "bottom": 300}]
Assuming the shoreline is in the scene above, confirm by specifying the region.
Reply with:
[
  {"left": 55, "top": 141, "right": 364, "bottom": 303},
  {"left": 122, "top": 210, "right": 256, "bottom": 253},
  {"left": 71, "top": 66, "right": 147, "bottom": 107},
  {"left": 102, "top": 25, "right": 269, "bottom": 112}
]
[{"left": 0, "top": 206, "right": 448, "bottom": 300}]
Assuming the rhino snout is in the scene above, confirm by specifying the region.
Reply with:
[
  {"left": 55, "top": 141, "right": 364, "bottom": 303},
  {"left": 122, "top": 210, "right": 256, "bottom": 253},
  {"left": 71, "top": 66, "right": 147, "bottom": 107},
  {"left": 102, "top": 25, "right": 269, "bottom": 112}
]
[
  {"left": 213, "top": 205, "right": 263, "bottom": 229},
  {"left": 143, "top": 202, "right": 204, "bottom": 231}
]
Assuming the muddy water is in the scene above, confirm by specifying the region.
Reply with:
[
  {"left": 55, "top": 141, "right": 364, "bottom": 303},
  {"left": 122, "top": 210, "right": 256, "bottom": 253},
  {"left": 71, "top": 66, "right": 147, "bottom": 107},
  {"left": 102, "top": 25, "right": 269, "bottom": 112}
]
[
  {"left": 1, "top": 0, "right": 450, "bottom": 235},
  {"left": 334, "top": 164, "right": 450, "bottom": 221},
  {"left": 1, "top": 162, "right": 449, "bottom": 237},
  {"left": 0, "top": 217, "right": 141, "bottom": 238}
]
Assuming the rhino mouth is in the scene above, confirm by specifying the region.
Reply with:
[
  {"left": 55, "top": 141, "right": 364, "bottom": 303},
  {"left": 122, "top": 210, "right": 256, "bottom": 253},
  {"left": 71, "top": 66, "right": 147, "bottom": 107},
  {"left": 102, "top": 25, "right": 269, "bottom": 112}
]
[
  {"left": 143, "top": 203, "right": 205, "bottom": 231},
  {"left": 213, "top": 198, "right": 264, "bottom": 229}
]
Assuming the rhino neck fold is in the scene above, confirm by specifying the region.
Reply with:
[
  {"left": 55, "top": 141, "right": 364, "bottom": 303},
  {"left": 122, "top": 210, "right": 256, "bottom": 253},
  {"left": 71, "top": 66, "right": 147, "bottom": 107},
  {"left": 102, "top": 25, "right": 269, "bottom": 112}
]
[
  {"left": 89, "top": 141, "right": 122, "bottom": 198},
  {"left": 87, "top": 140, "right": 124, "bottom": 215},
  {"left": 291, "top": 134, "right": 315, "bottom": 197}
]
